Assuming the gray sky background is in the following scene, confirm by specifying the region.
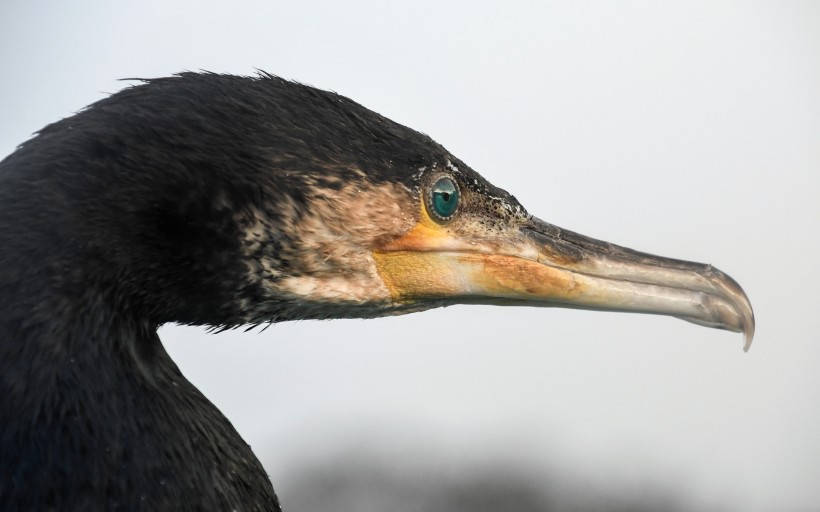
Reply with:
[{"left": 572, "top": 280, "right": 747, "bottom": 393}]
[{"left": 1, "top": 2, "right": 818, "bottom": 511}]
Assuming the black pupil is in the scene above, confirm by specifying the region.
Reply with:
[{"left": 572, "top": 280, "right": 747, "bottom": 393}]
[{"left": 441, "top": 192, "right": 451, "bottom": 201}]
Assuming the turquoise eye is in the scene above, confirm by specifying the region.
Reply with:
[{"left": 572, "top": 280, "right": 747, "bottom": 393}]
[{"left": 429, "top": 176, "right": 460, "bottom": 221}]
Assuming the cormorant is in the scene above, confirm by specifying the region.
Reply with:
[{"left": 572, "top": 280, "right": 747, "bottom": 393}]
[{"left": 0, "top": 73, "right": 754, "bottom": 510}]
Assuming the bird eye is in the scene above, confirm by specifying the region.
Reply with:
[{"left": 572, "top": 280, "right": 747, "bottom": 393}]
[{"left": 428, "top": 176, "right": 460, "bottom": 221}]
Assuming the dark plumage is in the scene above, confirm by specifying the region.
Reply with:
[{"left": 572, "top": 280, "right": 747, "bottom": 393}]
[
  {"left": 0, "top": 73, "right": 425, "bottom": 510},
  {"left": 0, "top": 73, "right": 754, "bottom": 510},
  {"left": 0, "top": 72, "right": 508, "bottom": 510}
]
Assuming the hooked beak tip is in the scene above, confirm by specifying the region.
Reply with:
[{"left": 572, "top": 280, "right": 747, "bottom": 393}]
[{"left": 742, "top": 315, "right": 755, "bottom": 352}]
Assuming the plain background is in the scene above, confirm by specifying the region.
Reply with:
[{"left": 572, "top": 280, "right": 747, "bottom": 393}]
[{"left": 1, "top": 2, "right": 818, "bottom": 510}]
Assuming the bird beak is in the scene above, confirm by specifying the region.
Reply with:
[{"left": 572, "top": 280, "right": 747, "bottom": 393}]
[{"left": 373, "top": 215, "right": 755, "bottom": 350}]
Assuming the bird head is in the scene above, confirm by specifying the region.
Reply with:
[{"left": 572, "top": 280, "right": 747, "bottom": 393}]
[
  {"left": 0, "top": 73, "right": 753, "bottom": 349},
  {"left": 237, "top": 147, "right": 754, "bottom": 351}
]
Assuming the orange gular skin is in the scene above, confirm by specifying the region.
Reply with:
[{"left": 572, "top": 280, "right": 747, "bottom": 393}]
[
  {"left": 372, "top": 250, "right": 583, "bottom": 303},
  {"left": 371, "top": 201, "right": 585, "bottom": 305}
]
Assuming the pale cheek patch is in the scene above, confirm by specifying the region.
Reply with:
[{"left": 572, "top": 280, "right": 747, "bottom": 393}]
[
  {"left": 294, "top": 182, "right": 413, "bottom": 263},
  {"left": 240, "top": 180, "right": 416, "bottom": 305},
  {"left": 277, "top": 271, "right": 391, "bottom": 303}
]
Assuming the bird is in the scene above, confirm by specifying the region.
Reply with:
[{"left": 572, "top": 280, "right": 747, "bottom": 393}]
[{"left": 0, "top": 72, "right": 754, "bottom": 510}]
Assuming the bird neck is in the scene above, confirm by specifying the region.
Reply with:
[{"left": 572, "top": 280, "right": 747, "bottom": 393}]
[
  {"left": 0, "top": 289, "right": 160, "bottom": 394},
  {"left": 0, "top": 293, "right": 280, "bottom": 510}
]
